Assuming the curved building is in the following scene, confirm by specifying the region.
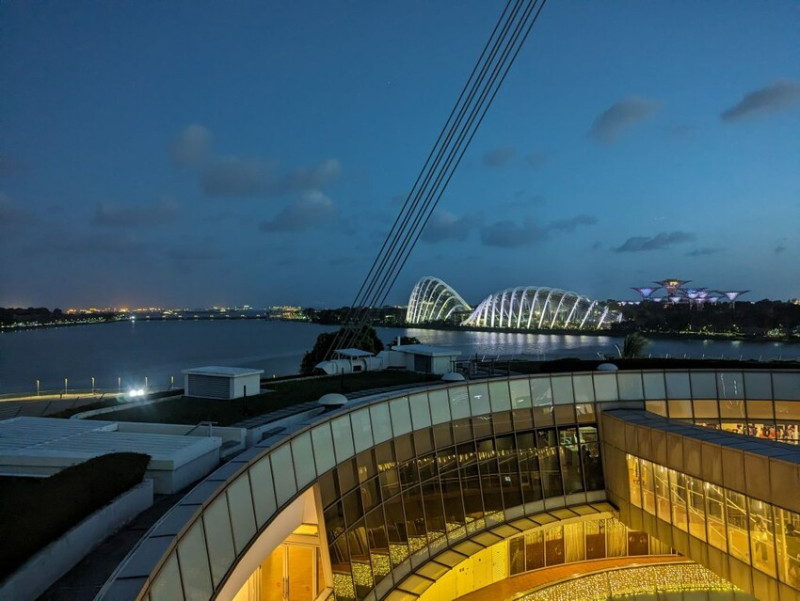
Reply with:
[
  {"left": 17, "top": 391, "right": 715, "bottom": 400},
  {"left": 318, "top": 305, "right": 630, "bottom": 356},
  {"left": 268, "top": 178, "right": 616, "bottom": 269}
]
[
  {"left": 96, "top": 366, "right": 800, "bottom": 601},
  {"left": 406, "top": 276, "right": 471, "bottom": 324},
  {"left": 463, "top": 286, "right": 621, "bottom": 330}
]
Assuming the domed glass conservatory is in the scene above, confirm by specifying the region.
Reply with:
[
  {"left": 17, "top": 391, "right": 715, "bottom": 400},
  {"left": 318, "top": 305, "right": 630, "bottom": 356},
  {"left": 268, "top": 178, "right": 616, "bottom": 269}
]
[{"left": 407, "top": 277, "right": 621, "bottom": 331}]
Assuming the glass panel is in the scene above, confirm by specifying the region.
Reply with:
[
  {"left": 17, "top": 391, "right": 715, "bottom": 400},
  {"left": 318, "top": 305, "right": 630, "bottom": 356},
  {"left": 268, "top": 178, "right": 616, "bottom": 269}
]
[
  {"left": 747, "top": 400, "right": 774, "bottom": 420},
  {"left": 262, "top": 545, "right": 285, "bottom": 601},
  {"left": 718, "top": 372, "right": 744, "bottom": 400},
  {"left": 537, "top": 429, "right": 562, "bottom": 498},
  {"left": 311, "top": 424, "right": 336, "bottom": 474},
  {"left": 553, "top": 403, "right": 575, "bottom": 425},
  {"left": 292, "top": 432, "right": 317, "bottom": 488},
  {"left": 489, "top": 380, "right": 512, "bottom": 412},
  {"left": 559, "top": 443, "right": 583, "bottom": 494},
  {"left": 654, "top": 464, "right": 670, "bottom": 523},
  {"left": 468, "top": 382, "right": 490, "bottom": 416},
  {"left": 176, "top": 521, "right": 212, "bottom": 601},
  {"left": 665, "top": 372, "right": 691, "bottom": 399},
  {"left": 690, "top": 372, "right": 717, "bottom": 398},
  {"left": 226, "top": 476, "right": 257, "bottom": 555},
  {"left": 449, "top": 386, "right": 470, "bottom": 419},
  {"left": 271, "top": 444, "right": 297, "bottom": 506},
  {"left": 593, "top": 373, "right": 618, "bottom": 402},
  {"left": 643, "top": 372, "right": 666, "bottom": 400},
  {"left": 572, "top": 375, "right": 594, "bottom": 403},
  {"left": 776, "top": 508, "right": 800, "bottom": 587},
  {"left": 288, "top": 545, "right": 314, "bottom": 601},
  {"left": 545, "top": 526, "right": 565, "bottom": 565},
  {"left": 667, "top": 400, "right": 692, "bottom": 419},
  {"left": 564, "top": 522, "right": 585, "bottom": 562},
  {"left": 686, "top": 475, "right": 706, "bottom": 541},
  {"left": 551, "top": 376, "right": 573, "bottom": 404},
  {"left": 749, "top": 498, "right": 776, "bottom": 576},
  {"left": 370, "top": 403, "right": 392, "bottom": 444},
  {"left": 428, "top": 389, "right": 451, "bottom": 425},
  {"left": 606, "top": 518, "right": 627, "bottom": 557},
  {"left": 773, "top": 373, "right": 800, "bottom": 400},
  {"left": 389, "top": 397, "right": 412, "bottom": 436},
  {"left": 525, "top": 529, "right": 545, "bottom": 570},
  {"left": 250, "top": 457, "right": 277, "bottom": 526},
  {"left": 510, "top": 379, "right": 533, "bottom": 408},
  {"left": 586, "top": 519, "right": 606, "bottom": 559},
  {"left": 331, "top": 415, "right": 355, "bottom": 462},
  {"left": 725, "top": 489, "right": 750, "bottom": 563},
  {"left": 693, "top": 399, "right": 719, "bottom": 419},
  {"left": 575, "top": 402, "right": 595, "bottom": 424},
  {"left": 669, "top": 469, "right": 688, "bottom": 532},
  {"left": 640, "top": 459, "right": 655, "bottom": 516},
  {"left": 204, "top": 495, "right": 236, "bottom": 587},
  {"left": 706, "top": 483, "right": 727, "bottom": 551},
  {"left": 745, "top": 371, "right": 772, "bottom": 399},
  {"left": 627, "top": 455, "right": 642, "bottom": 508},
  {"left": 409, "top": 392, "right": 432, "bottom": 429},
  {"left": 509, "top": 536, "right": 525, "bottom": 575},
  {"left": 645, "top": 400, "right": 667, "bottom": 417},
  {"left": 150, "top": 552, "right": 185, "bottom": 601},
  {"left": 618, "top": 372, "right": 644, "bottom": 400},
  {"left": 350, "top": 408, "right": 374, "bottom": 454}
]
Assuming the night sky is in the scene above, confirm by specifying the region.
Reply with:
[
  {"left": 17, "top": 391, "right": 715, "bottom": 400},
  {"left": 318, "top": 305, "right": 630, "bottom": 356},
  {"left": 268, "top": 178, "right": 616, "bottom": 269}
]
[{"left": 2, "top": 1, "right": 799, "bottom": 309}]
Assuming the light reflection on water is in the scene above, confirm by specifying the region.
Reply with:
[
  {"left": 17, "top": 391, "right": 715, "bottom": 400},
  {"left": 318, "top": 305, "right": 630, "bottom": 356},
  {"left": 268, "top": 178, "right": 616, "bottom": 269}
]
[{"left": 1, "top": 320, "right": 798, "bottom": 394}]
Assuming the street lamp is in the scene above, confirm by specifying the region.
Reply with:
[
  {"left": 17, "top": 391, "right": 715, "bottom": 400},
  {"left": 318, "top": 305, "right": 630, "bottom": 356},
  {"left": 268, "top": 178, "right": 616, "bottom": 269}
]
[
  {"left": 64, "top": 377, "right": 68, "bottom": 395},
  {"left": 36, "top": 379, "right": 40, "bottom": 396},
  {"left": 91, "top": 376, "right": 95, "bottom": 395}
]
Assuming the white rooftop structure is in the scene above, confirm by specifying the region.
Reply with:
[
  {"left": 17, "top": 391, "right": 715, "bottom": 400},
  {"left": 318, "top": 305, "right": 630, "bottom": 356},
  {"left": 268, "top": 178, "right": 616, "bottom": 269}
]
[
  {"left": 0, "top": 417, "right": 221, "bottom": 493},
  {"left": 333, "top": 348, "right": 375, "bottom": 358},
  {"left": 182, "top": 366, "right": 263, "bottom": 400}
]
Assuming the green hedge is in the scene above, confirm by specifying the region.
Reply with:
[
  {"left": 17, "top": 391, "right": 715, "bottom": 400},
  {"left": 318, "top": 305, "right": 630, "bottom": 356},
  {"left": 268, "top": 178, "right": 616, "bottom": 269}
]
[{"left": 0, "top": 452, "right": 150, "bottom": 580}]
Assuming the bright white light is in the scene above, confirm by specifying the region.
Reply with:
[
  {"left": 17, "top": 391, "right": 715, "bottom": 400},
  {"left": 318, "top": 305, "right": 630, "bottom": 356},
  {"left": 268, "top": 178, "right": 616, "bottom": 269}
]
[{"left": 128, "top": 388, "right": 145, "bottom": 398}]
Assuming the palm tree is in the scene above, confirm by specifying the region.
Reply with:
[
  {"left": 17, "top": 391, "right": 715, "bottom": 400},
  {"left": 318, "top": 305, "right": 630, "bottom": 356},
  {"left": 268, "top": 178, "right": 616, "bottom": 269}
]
[{"left": 615, "top": 332, "right": 649, "bottom": 359}]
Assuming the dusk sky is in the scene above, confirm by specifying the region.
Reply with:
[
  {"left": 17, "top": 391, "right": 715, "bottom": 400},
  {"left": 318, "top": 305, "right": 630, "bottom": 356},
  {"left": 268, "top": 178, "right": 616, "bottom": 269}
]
[{"left": 2, "top": 1, "right": 799, "bottom": 309}]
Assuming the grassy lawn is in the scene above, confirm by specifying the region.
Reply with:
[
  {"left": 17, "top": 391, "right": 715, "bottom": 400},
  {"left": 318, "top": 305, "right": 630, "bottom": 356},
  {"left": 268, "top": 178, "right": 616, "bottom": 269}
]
[
  {"left": 0, "top": 452, "right": 150, "bottom": 580},
  {"left": 87, "top": 370, "right": 439, "bottom": 426}
]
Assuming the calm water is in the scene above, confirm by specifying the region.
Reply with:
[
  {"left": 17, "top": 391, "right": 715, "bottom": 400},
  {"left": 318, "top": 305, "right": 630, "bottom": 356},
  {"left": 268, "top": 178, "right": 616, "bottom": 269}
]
[{"left": 1, "top": 320, "right": 798, "bottom": 394}]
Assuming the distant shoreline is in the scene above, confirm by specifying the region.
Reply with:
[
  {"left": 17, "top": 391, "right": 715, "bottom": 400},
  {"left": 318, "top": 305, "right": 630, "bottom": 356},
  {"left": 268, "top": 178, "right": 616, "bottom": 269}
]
[{"left": 3, "top": 315, "right": 799, "bottom": 345}]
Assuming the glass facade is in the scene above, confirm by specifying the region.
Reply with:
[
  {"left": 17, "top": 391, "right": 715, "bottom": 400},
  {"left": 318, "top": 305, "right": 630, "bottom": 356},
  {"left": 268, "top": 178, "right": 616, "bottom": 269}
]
[
  {"left": 507, "top": 517, "right": 670, "bottom": 577},
  {"left": 642, "top": 371, "right": 800, "bottom": 445},
  {"left": 627, "top": 454, "right": 800, "bottom": 589},
  {"left": 109, "top": 368, "right": 800, "bottom": 601}
]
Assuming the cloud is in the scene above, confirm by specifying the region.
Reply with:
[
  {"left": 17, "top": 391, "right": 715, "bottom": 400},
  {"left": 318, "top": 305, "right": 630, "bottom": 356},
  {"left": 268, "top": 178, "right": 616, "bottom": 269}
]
[
  {"left": 167, "top": 245, "right": 223, "bottom": 261},
  {"left": 53, "top": 232, "right": 146, "bottom": 255},
  {"left": 525, "top": 151, "right": 549, "bottom": 169},
  {"left": 686, "top": 247, "right": 721, "bottom": 257},
  {"left": 613, "top": 230, "right": 696, "bottom": 252},
  {"left": 591, "top": 241, "right": 602, "bottom": 250},
  {"left": 421, "top": 210, "right": 478, "bottom": 243},
  {"left": 171, "top": 124, "right": 213, "bottom": 167},
  {"left": 481, "top": 218, "right": 548, "bottom": 248},
  {"left": 721, "top": 80, "right": 800, "bottom": 122},
  {"left": 504, "top": 191, "right": 545, "bottom": 210},
  {"left": 588, "top": 96, "right": 659, "bottom": 142},
  {"left": 201, "top": 157, "right": 341, "bottom": 198},
  {"left": 483, "top": 146, "right": 516, "bottom": 167},
  {"left": 259, "top": 190, "right": 337, "bottom": 232},
  {"left": 548, "top": 214, "right": 597, "bottom": 232},
  {"left": 774, "top": 239, "right": 787, "bottom": 254},
  {"left": 92, "top": 196, "right": 179, "bottom": 227},
  {"left": 0, "top": 192, "right": 37, "bottom": 226}
]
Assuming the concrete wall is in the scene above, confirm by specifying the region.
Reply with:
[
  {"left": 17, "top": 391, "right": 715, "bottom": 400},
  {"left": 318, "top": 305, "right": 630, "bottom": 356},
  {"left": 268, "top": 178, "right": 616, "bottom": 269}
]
[
  {"left": 0, "top": 479, "right": 153, "bottom": 601},
  {"left": 232, "top": 373, "right": 261, "bottom": 398}
]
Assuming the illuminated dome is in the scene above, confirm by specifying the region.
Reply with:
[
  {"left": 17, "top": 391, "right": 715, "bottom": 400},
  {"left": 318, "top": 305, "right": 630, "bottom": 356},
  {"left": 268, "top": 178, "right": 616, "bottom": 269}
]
[
  {"left": 462, "top": 286, "right": 620, "bottom": 330},
  {"left": 406, "top": 276, "right": 472, "bottom": 324}
]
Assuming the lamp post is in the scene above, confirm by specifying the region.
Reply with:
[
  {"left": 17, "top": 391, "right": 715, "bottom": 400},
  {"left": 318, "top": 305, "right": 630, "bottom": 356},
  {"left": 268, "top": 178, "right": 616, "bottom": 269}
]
[
  {"left": 36, "top": 379, "right": 40, "bottom": 396},
  {"left": 91, "top": 376, "right": 95, "bottom": 395},
  {"left": 118, "top": 376, "right": 121, "bottom": 392},
  {"left": 64, "top": 377, "right": 68, "bottom": 395},
  {"left": 144, "top": 376, "right": 148, "bottom": 393}
]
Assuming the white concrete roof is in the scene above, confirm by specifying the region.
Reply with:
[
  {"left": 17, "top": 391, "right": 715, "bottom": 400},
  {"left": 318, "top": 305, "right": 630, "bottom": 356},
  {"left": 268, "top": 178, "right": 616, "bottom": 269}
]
[
  {"left": 0, "top": 416, "right": 220, "bottom": 470},
  {"left": 334, "top": 348, "right": 374, "bottom": 358},
  {"left": 181, "top": 366, "right": 264, "bottom": 377},
  {"left": 391, "top": 344, "right": 462, "bottom": 357}
]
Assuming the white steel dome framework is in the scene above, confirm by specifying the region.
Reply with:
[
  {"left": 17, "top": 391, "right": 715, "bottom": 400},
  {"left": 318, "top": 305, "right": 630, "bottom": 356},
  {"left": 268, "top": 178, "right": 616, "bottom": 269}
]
[
  {"left": 407, "top": 277, "right": 621, "bottom": 331},
  {"left": 463, "top": 286, "right": 621, "bottom": 330},
  {"left": 406, "top": 276, "right": 472, "bottom": 324}
]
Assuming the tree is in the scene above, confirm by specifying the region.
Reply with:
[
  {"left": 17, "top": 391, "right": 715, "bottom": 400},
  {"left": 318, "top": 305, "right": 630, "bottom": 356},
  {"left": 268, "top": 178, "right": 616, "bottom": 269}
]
[
  {"left": 300, "top": 326, "right": 385, "bottom": 374},
  {"left": 615, "top": 332, "right": 649, "bottom": 359}
]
